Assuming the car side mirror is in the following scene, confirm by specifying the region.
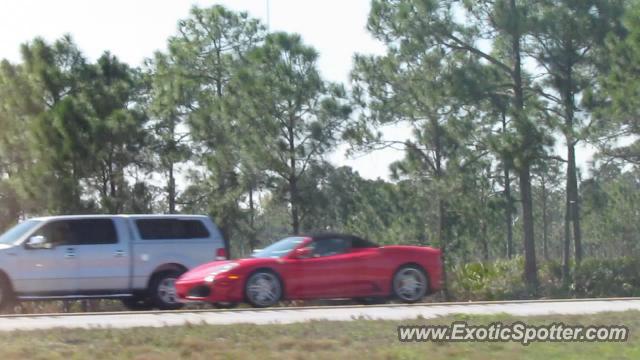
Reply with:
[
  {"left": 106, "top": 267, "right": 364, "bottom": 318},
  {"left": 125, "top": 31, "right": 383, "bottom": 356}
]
[
  {"left": 292, "top": 247, "right": 312, "bottom": 259},
  {"left": 25, "top": 235, "right": 52, "bottom": 249}
]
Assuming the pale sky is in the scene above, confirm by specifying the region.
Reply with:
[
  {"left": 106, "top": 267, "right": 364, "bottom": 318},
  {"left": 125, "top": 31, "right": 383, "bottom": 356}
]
[
  {"left": 0, "top": 0, "right": 595, "bottom": 181},
  {"left": 0, "top": 0, "right": 406, "bottom": 180}
]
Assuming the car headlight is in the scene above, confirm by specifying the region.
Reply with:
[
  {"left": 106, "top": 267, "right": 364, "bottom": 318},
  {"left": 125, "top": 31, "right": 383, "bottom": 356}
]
[{"left": 204, "top": 262, "right": 239, "bottom": 283}]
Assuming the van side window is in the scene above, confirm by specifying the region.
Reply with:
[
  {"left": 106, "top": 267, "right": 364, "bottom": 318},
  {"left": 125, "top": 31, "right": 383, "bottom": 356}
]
[
  {"left": 135, "top": 219, "right": 210, "bottom": 240},
  {"left": 34, "top": 219, "right": 117, "bottom": 245},
  {"left": 70, "top": 219, "right": 118, "bottom": 245},
  {"left": 33, "top": 221, "right": 73, "bottom": 246}
]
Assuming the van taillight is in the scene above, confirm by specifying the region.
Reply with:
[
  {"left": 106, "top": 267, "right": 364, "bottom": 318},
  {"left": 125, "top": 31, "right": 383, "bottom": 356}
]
[{"left": 216, "top": 248, "right": 227, "bottom": 261}]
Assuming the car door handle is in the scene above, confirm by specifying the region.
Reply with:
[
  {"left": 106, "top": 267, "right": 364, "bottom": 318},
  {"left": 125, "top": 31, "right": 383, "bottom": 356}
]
[
  {"left": 64, "top": 249, "right": 76, "bottom": 258},
  {"left": 114, "top": 250, "right": 126, "bottom": 257}
]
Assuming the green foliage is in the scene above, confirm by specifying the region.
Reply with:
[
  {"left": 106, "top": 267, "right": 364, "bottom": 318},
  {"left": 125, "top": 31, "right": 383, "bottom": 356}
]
[
  {"left": 573, "top": 257, "right": 640, "bottom": 297},
  {"left": 0, "top": 36, "right": 148, "bottom": 216},
  {"left": 1, "top": 3, "right": 640, "bottom": 305},
  {"left": 451, "top": 256, "right": 640, "bottom": 301},
  {"left": 230, "top": 32, "right": 351, "bottom": 234},
  {"left": 581, "top": 165, "right": 640, "bottom": 257},
  {"left": 155, "top": 5, "right": 267, "bottom": 250},
  {"left": 450, "top": 258, "right": 530, "bottom": 301}
]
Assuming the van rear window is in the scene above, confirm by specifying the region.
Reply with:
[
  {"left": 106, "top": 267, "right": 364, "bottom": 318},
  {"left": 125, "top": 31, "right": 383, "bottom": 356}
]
[{"left": 135, "top": 219, "right": 210, "bottom": 240}]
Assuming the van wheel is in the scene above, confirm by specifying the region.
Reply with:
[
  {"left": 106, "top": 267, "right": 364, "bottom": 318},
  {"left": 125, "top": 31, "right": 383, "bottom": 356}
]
[
  {"left": 0, "top": 277, "right": 15, "bottom": 312},
  {"left": 121, "top": 296, "right": 153, "bottom": 311},
  {"left": 150, "top": 270, "right": 185, "bottom": 310}
]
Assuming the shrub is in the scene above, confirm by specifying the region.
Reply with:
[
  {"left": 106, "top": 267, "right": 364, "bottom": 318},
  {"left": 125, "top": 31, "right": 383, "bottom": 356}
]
[
  {"left": 450, "top": 257, "right": 530, "bottom": 301},
  {"left": 450, "top": 256, "right": 640, "bottom": 301},
  {"left": 573, "top": 257, "right": 640, "bottom": 298}
]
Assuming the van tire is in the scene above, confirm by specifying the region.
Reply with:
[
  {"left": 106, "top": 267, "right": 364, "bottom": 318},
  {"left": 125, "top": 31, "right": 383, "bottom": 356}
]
[
  {"left": 0, "top": 276, "right": 15, "bottom": 313},
  {"left": 150, "top": 270, "right": 185, "bottom": 310}
]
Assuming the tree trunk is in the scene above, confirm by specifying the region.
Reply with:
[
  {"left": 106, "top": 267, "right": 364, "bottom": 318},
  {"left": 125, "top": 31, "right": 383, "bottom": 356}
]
[
  {"left": 511, "top": 0, "right": 537, "bottom": 290},
  {"left": 562, "top": 140, "right": 582, "bottom": 281},
  {"left": 572, "top": 178, "right": 582, "bottom": 264},
  {"left": 541, "top": 172, "right": 549, "bottom": 261},
  {"left": 219, "top": 222, "right": 232, "bottom": 259},
  {"left": 287, "top": 118, "right": 300, "bottom": 234},
  {"left": 520, "top": 167, "right": 538, "bottom": 289},
  {"left": 432, "top": 120, "right": 450, "bottom": 300},
  {"left": 561, "top": 48, "right": 583, "bottom": 267},
  {"left": 168, "top": 162, "right": 176, "bottom": 214},
  {"left": 248, "top": 184, "right": 256, "bottom": 251},
  {"left": 289, "top": 177, "right": 300, "bottom": 234},
  {"left": 567, "top": 143, "right": 582, "bottom": 264},
  {"left": 481, "top": 219, "right": 489, "bottom": 262},
  {"left": 562, "top": 181, "right": 572, "bottom": 284},
  {"left": 1, "top": 189, "right": 20, "bottom": 231},
  {"left": 8, "top": 193, "right": 19, "bottom": 224},
  {"left": 437, "top": 198, "right": 450, "bottom": 301},
  {"left": 502, "top": 113, "right": 514, "bottom": 259}
]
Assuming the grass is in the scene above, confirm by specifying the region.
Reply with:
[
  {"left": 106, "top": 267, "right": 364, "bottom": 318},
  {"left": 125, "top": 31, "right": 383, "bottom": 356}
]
[{"left": 0, "top": 311, "right": 638, "bottom": 359}]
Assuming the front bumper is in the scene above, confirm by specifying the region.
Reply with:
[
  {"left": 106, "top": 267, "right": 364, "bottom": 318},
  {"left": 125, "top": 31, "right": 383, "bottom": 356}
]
[{"left": 176, "top": 275, "right": 244, "bottom": 303}]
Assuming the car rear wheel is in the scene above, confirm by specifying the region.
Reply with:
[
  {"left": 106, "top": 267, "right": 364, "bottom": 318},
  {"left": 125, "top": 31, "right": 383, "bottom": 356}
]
[
  {"left": 245, "top": 270, "right": 282, "bottom": 308},
  {"left": 392, "top": 265, "right": 428, "bottom": 303},
  {"left": 150, "top": 270, "right": 185, "bottom": 310}
]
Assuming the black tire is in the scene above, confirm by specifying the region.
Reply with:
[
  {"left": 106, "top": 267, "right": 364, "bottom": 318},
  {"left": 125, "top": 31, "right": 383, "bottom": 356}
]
[
  {"left": 0, "top": 277, "right": 14, "bottom": 313},
  {"left": 244, "top": 270, "right": 282, "bottom": 308},
  {"left": 213, "top": 302, "right": 238, "bottom": 309},
  {"left": 121, "top": 296, "right": 153, "bottom": 311},
  {"left": 149, "top": 270, "right": 185, "bottom": 310},
  {"left": 391, "top": 265, "right": 428, "bottom": 303}
]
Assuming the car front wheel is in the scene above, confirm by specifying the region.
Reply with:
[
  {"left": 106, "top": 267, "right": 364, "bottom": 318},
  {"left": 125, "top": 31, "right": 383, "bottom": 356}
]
[{"left": 245, "top": 270, "right": 282, "bottom": 308}]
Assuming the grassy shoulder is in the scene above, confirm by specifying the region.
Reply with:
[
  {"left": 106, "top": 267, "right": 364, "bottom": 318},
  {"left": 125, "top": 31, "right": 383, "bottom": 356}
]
[{"left": 0, "top": 311, "right": 638, "bottom": 360}]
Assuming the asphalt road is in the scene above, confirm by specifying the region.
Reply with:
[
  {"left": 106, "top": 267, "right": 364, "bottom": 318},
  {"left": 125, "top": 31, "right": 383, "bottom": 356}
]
[{"left": 0, "top": 298, "right": 639, "bottom": 331}]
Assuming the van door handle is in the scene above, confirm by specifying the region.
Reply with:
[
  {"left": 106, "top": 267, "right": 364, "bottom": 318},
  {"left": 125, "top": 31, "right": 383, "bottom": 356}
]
[
  {"left": 64, "top": 249, "right": 76, "bottom": 258},
  {"left": 114, "top": 250, "right": 126, "bottom": 257}
]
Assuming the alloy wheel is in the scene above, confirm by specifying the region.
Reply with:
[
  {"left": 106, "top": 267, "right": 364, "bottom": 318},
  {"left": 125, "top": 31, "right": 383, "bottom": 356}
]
[{"left": 393, "top": 267, "right": 427, "bottom": 302}]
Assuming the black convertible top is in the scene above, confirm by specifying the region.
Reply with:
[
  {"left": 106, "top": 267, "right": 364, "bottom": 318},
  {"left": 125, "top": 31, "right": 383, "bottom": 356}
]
[{"left": 304, "top": 233, "right": 379, "bottom": 248}]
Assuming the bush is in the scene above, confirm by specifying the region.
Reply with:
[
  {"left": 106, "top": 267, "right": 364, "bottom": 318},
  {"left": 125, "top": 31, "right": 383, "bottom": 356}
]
[
  {"left": 573, "top": 257, "right": 640, "bottom": 298},
  {"left": 450, "top": 257, "right": 531, "bottom": 301},
  {"left": 450, "top": 256, "right": 640, "bottom": 301}
]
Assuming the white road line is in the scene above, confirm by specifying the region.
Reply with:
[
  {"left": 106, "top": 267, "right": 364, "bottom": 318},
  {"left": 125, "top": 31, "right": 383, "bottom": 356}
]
[{"left": 0, "top": 299, "right": 639, "bottom": 331}]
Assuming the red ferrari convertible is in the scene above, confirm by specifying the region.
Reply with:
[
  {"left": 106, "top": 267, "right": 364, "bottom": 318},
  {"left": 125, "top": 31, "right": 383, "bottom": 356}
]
[{"left": 175, "top": 233, "right": 442, "bottom": 307}]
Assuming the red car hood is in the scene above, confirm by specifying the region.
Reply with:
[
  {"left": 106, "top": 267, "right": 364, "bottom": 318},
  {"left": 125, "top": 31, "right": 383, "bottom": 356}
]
[{"left": 178, "top": 257, "right": 275, "bottom": 281}]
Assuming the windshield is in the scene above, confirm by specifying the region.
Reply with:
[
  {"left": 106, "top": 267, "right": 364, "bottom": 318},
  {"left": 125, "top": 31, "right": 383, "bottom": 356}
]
[
  {"left": 0, "top": 220, "right": 41, "bottom": 245},
  {"left": 251, "top": 236, "right": 307, "bottom": 258}
]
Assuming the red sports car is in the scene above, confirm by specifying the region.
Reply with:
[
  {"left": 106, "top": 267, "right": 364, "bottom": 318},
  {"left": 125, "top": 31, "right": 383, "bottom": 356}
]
[{"left": 175, "top": 233, "right": 442, "bottom": 307}]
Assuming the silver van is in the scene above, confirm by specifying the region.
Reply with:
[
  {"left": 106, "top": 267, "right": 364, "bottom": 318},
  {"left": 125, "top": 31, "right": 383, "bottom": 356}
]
[{"left": 0, "top": 214, "right": 226, "bottom": 311}]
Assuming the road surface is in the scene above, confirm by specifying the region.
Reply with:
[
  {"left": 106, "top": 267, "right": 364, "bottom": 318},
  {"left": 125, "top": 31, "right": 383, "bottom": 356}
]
[{"left": 0, "top": 298, "right": 638, "bottom": 331}]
